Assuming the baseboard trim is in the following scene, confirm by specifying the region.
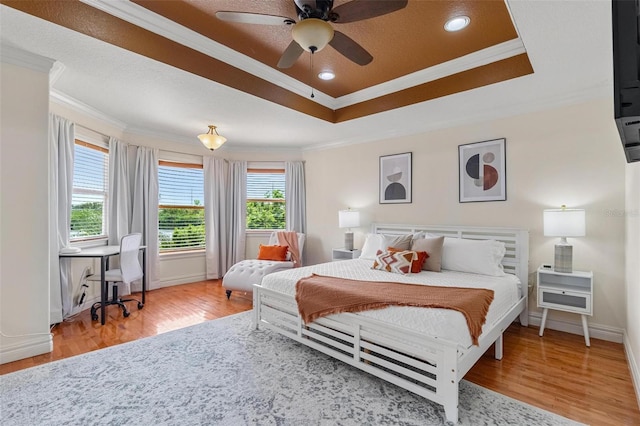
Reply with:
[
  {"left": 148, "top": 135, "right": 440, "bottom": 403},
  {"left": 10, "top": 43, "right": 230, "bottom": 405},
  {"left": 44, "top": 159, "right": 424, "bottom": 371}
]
[
  {"left": 623, "top": 331, "right": 640, "bottom": 410},
  {"left": 156, "top": 273, "right": 207, "bottom": 289},
  {"left": 528, "top": 312, "right": 624, "bottom": 343},
  {"left": 0, "top": 334, "right": 53, "bottom": 365}
]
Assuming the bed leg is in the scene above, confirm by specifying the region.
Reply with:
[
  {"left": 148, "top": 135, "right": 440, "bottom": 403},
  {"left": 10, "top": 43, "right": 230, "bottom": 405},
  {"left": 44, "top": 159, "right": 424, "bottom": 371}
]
[
  {"left": 519, "top": 306, "right": 529, "bottom": 327},
  {"left": 494, "top": 334, "right": 503, "bottom": 360},
  {"left": 444, "top": 403, "right": 459, "bottom": 424},
  {"left": 252, "top": 287, "right": 260, "bottom": 330}
]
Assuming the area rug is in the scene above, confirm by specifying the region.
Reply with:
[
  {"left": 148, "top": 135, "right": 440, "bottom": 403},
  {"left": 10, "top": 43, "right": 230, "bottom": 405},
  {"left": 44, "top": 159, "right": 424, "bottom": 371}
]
[{"left": 1, "top": 311, "right": 583, "bottom": 425}]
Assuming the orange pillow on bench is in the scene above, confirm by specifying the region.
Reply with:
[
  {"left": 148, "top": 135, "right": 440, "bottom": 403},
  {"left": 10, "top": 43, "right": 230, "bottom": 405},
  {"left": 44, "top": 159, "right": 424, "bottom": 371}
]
[{"left": 257, "top": 245, "right": 289, "bottom": 261}]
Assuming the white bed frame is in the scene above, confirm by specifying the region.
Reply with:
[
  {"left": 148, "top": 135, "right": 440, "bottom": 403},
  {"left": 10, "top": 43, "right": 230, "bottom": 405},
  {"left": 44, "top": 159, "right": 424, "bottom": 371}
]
[{"left": 252, "top": 224, "right": 529, "bottom": 424}]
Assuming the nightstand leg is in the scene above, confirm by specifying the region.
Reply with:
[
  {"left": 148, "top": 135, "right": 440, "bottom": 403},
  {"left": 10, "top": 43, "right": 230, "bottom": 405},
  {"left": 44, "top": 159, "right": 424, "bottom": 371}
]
[
  {"left": 539, "top": 308, "right": 549, "bottom": 337},
  {"left": 581, "top": 315, "right": 590, "bottom": 347}
]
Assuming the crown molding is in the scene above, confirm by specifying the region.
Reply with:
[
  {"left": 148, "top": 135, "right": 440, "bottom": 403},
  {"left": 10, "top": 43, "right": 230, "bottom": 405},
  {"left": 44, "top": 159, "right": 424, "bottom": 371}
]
[
  {"left": 50, "top": 89, "right": 127, "bottom": 129},
  {"left": 0, "top": 42, "right": 55, "bottom": 73},
  {"left": 49, "top": 61, "right": 66, "bottom": 86},
  {"left": 333, "top": 39, "right": 526, "bottom": 109}
]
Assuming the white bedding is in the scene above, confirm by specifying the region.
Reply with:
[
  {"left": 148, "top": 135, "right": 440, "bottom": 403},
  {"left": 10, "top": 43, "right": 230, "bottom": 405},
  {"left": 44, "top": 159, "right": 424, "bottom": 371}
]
[{"left": 260, "top": 258, "right": 522, "bottom": 348}]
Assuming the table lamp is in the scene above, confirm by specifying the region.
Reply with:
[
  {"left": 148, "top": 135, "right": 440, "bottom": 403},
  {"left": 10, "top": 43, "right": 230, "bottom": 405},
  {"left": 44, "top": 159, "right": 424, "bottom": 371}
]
[
  {"left": 543, "top": 205, "right": 585, "bottom": 273},
  {"left": 338, "top": 209, "right": 360, "bottom": 251}
]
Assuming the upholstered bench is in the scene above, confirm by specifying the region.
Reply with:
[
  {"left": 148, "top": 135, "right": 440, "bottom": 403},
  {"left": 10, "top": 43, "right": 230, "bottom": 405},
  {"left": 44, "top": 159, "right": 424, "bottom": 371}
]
[
  {"left": 222, "top": 232, "right": 305, "bottom": 299},
  {"left": 222, "top": 259, "right": 294, "bottom": 299}
]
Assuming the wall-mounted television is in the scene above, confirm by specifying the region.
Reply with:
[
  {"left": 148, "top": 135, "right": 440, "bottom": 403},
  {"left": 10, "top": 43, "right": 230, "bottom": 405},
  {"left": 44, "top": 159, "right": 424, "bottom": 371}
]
[{"left": 613, "top": 0, "right": 640, "bottom": 162}]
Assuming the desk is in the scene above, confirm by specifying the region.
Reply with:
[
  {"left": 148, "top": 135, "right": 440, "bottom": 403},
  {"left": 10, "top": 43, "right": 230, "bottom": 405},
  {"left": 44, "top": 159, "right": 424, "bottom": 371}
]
[{"left": 59, "top": 245, "right": 146, "bottom": 325}]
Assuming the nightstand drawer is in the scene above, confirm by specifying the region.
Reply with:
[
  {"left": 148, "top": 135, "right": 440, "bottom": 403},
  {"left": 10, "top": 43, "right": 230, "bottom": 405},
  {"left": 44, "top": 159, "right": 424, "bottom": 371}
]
[{"left": 538, "top": 287, "right": 591, "bottom": 314}]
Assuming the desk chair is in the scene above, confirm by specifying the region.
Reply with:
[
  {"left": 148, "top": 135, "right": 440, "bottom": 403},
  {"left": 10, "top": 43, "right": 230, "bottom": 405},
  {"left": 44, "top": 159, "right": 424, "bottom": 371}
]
[
  {"left": 87, "top": 233, "right": 145, "bottom": 320},
  {"left": 223, "top": 231, "right": 305, "bottom": 299}
]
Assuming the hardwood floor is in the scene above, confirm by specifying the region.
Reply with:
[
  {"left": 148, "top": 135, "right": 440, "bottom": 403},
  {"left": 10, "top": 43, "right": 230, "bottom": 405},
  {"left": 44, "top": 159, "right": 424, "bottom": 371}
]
[{"left": 1, "top": 280, "right": 638, "bottom": 425}]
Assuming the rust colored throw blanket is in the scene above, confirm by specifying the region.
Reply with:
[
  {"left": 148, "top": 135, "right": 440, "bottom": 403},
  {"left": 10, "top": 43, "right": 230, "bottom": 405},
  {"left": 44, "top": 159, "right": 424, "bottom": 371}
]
[
  {"left": 295, "top": 274, "right": 495, "bottom": 345},
  {"left": 277, "top": 231, "right": 301, "bottom": 267}
]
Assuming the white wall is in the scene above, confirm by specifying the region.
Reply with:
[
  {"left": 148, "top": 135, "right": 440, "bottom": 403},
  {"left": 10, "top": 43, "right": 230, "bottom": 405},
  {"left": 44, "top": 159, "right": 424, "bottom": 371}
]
[
  {"left": 0, "top": 48, "right": 54, "bottom": 363},
  {"left": 302, "top": 97, "right": 627, "bottom": 340},
  {"left": 626, "top": 161, "right": 640, "bottom": 401}
]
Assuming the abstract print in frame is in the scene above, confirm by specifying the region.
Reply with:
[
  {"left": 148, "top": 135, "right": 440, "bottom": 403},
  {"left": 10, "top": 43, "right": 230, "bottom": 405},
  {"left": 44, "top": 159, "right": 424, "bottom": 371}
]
[
  {"left": 459, "top": 138, "right": 506, "bottom": 202},
  {"left": 379, "top": 152, "right": 412, "bottom": 204}
]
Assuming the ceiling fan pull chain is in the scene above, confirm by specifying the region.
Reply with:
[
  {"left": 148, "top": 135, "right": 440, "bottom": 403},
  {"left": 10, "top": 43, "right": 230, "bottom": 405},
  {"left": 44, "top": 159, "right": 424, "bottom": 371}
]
[{"left": 310, "top": 51, "right": 315, "bottom": 98}]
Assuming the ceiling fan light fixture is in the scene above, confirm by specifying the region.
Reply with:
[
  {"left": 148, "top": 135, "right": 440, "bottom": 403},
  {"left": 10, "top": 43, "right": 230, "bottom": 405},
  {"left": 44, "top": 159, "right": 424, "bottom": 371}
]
[
  {"left": 292, "top": 18, "right": 334, "bottom": 53},
  {"left": 318, "top": 71, "right": 335, "bottom": 80},
  {"left": 444, "top": 15, "right": 470, "bottom": 32},
  {"left": 198, "top": 125, "right": 227, "bottom": 151}
]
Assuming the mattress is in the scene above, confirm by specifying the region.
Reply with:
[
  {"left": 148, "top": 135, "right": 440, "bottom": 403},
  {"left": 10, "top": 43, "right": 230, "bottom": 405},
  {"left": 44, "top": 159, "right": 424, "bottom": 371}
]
[{"left": 259, "top": 258, "right": 522, "bottom": 348}]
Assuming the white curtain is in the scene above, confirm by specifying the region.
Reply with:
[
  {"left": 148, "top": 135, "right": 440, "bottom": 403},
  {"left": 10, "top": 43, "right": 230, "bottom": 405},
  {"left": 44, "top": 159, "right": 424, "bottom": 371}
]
[
  {"left": 228, "top": 160, "right": 247, "bottom": 264},
  {"left": 107, "top": 137, "right": 131, "bottom": 244},
  {"left": 204, "top": 158, "right": 247, "bottom": 279},
  {"left": 49, "top": 114, "right": 75, "bottom": 323},
  {"left": 285, "top": 161, "right": 306, "bottom": 234},
  {"left": 131, "top": 146, "right": 159, "bottom": 290}
]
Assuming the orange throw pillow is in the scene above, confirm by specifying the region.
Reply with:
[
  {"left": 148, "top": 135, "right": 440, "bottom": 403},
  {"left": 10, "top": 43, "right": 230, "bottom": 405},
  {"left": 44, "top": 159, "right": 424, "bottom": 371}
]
[
  {"left": 257, "top": 245, "right": 289, "bottom": 261},
  {"left": 387, "top": 247, "right": 429, "bottom": 273}
]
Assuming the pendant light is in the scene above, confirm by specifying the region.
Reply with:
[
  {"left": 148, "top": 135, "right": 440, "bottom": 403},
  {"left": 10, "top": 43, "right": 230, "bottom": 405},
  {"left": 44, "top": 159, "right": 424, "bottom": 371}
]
[{"left": 198, "top": 125, "right": 227, "bottom": 151}]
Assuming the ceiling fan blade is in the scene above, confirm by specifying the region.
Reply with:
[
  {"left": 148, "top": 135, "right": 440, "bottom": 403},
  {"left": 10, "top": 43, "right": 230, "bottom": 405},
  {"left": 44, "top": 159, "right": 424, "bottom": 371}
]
[
  {"left": 329, "top": 31, "right": 373, "bottom": 66},
  {"left": 216, "top": 11, "right": 294, "bottom": 26},
  {"left": 277, "top": 41, "right": 305, "bottom": 68},
  {"left": 294, "top": 1, "right": 319, "bottom": 13},
  {"left": 331, "top": 0, "right": 408, "bottom": 23}
]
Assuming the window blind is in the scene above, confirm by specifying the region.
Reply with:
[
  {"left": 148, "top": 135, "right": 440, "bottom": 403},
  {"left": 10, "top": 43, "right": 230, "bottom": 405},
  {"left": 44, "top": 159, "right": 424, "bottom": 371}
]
[
  {"left": 158, "top": 163, "right": 205, "bottom": 251},
  {"left": 70, "top": 141, "right": 108, "bottom": 241},
  {"left": 247, "top": 169, "right": 285, "bottom": 230}
]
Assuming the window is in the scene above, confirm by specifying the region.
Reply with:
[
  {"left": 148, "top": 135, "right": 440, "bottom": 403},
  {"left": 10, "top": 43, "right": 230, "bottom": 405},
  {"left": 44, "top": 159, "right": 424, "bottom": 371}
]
[
  {"left": 158, "top": 162, "right": 205, "bottom": 252},
  {"left": 247, "top": 169, "right": 285, "bottom": 230},
  {"left": 70, "top": 140, "right": 109, "bottom": 241}
]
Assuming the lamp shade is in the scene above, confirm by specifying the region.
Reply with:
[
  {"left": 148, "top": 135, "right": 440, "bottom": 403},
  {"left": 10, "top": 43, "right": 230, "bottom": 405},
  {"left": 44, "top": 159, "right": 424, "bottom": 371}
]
[
  {"left": 198, "top": 125, "right": 227, "bottom": 151},
  {"left": 543, "top": 208, "right": 586, "bottom": 237},
  {"left": 292, "top": 18, "right": 334, "bottom": 53},
  {"left": 338, "top": 210, "right": 360, "bottom": 229}
]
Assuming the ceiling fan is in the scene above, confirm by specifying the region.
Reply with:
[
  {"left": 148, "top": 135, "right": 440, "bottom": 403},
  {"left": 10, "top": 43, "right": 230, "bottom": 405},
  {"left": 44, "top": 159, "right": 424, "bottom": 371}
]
[{"left": 216, "top": 0, "right": 408, "bottom": 69}]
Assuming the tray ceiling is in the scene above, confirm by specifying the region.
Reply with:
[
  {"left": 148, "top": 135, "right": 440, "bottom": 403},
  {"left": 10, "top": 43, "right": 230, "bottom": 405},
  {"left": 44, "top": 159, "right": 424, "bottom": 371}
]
[{"left": 0, "top": 1, "right": 612, "bottom": 150}]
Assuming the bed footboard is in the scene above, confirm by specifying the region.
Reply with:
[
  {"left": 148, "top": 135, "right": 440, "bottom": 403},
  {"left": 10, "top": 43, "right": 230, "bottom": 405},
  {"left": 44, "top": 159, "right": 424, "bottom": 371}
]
[
  {"left": 253, "top": 284, "right": 463, "bottom": 423},
  {"left": 253, "top": 281, "right": 526, "bottom": 424}
]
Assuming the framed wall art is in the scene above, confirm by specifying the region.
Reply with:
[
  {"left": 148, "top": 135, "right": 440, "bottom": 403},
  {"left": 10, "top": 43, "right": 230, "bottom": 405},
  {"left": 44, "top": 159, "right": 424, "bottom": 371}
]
[
  {"left": 379, "top": 152, "right": 412, "bottom": 204},
  {"left": 458, "top": 138, "right": 506, "bottom": 203}
]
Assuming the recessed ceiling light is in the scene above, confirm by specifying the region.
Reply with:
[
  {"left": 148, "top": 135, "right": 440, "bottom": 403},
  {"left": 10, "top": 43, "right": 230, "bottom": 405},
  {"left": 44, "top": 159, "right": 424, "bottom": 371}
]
[
  {"left": 444, "top": 16, "right": 470, "bottom": 32},
  {"left": 318, "top": 71, "right": 335, "bottom": 80}
]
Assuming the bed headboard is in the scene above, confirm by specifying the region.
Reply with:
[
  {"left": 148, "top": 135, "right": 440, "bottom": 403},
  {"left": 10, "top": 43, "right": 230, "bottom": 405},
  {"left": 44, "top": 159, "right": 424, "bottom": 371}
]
[{"left": 371, "top": 223, "right": 530, "bottom": 288}]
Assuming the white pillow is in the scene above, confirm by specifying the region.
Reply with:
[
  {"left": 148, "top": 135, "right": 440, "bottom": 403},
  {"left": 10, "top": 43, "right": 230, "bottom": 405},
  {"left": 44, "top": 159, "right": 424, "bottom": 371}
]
[
  {"left": 441, "top": 237, "right": 506, "bottom": 276},
  {"left": 360, "top": 233, "right": 414, "bottom": 260},
  {"left": 382, "top": 234, "right": 413, "bottom": 251},
  {"left": 359, "top": 234, "right": 385, "bottom": 260}
]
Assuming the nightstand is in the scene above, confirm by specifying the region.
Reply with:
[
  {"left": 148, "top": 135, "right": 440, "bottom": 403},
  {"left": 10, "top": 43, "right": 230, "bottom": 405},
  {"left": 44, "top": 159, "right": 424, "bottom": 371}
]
[
  {"left": 332, "top": 248, "right": 361, "bottom": 261},
  {"left": 537, "top": 265, "right": 593, "bottom": 346}
]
